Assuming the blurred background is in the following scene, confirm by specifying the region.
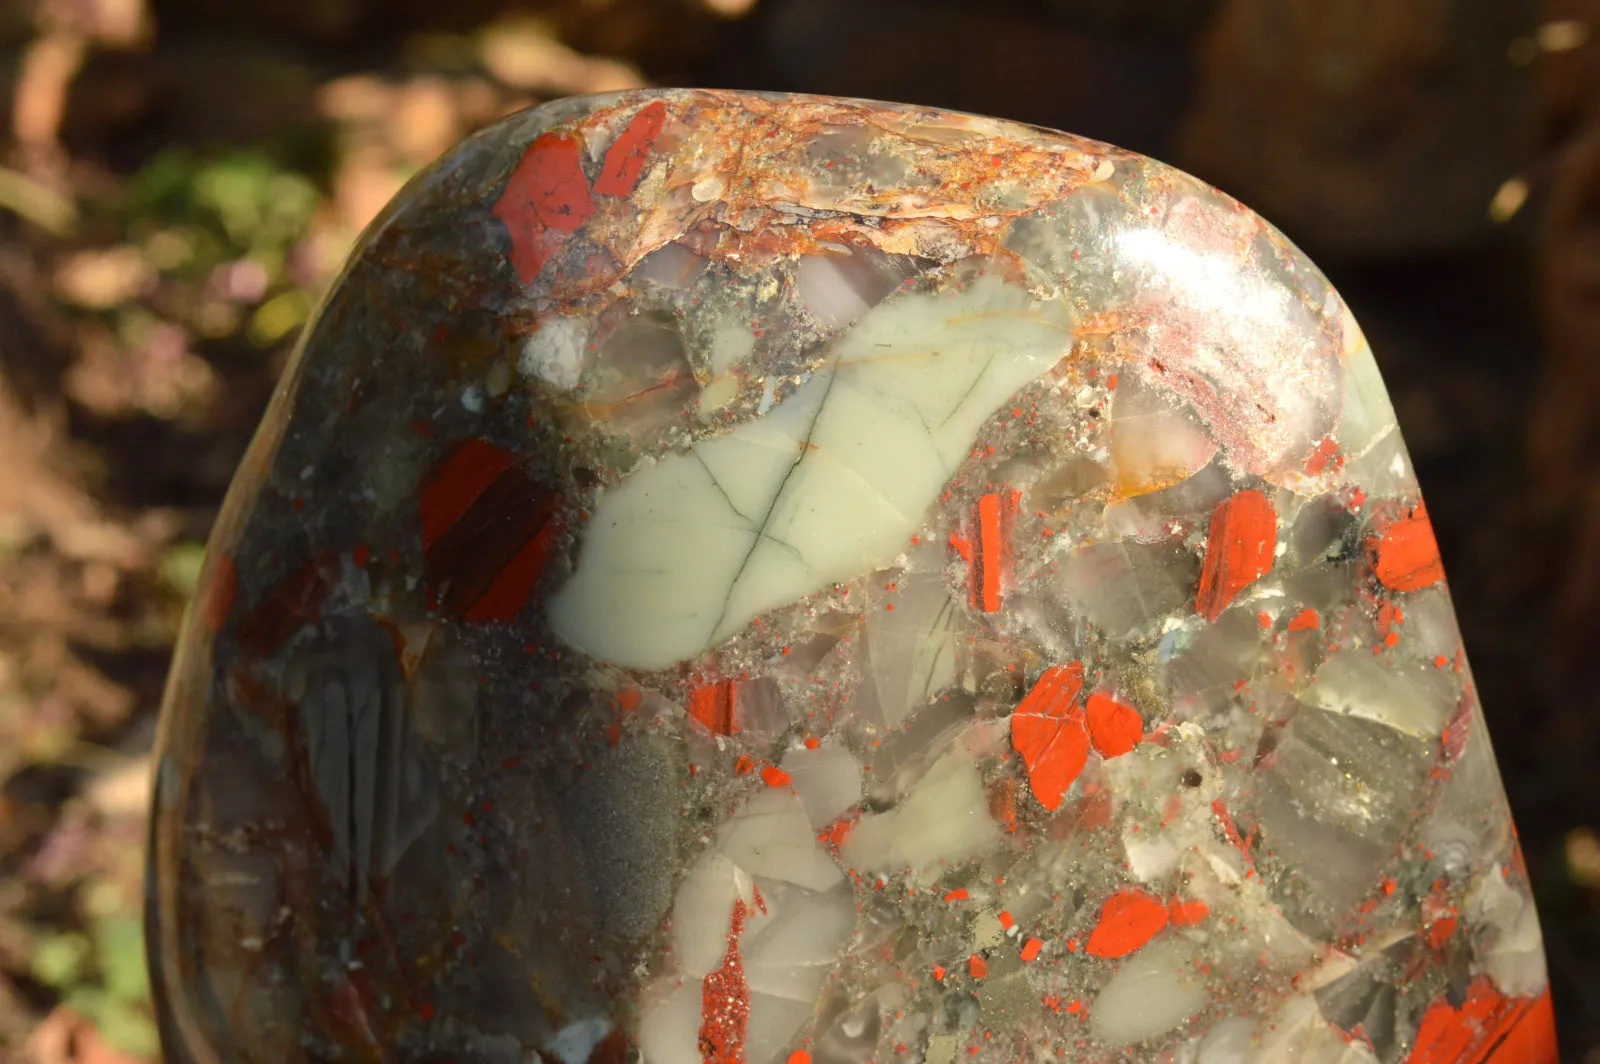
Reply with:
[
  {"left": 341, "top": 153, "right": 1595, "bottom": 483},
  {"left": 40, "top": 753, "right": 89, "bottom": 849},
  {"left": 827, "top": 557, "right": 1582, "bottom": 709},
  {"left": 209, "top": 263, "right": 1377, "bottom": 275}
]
[{"left": 0, "top": 0, "right": 1596, "bottom": 1059}]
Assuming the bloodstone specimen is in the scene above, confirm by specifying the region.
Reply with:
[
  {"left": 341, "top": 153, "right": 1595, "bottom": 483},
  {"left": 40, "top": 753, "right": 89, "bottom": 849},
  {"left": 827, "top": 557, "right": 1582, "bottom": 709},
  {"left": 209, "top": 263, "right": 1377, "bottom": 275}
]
[{"left": 145, "top": 90, "right": 1556, "bottom": 1064}]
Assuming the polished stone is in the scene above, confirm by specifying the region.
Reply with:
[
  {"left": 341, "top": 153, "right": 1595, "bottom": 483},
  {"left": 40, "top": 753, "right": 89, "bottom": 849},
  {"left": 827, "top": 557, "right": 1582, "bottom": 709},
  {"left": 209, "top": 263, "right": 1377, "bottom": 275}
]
[{"left": 145, "top": 89, "right": 1556, "bottom": 1064}]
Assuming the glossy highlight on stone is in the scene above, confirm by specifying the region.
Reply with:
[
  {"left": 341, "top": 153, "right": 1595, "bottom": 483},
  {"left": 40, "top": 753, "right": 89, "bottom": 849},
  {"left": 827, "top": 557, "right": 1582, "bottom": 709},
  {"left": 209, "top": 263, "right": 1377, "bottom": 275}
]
[{"left": 145, "top": 89, "right": 1556, "bottom": 1064}]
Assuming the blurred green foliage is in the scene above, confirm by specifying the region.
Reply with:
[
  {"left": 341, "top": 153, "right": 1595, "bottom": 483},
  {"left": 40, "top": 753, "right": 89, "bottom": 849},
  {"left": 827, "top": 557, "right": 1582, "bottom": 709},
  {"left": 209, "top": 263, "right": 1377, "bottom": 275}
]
[
  {"left": 124, "top": 148, "right": 319, "bottom": 270},
  {"left": 31, "top": 916, "right": 158, "bottom": 1057},
  {"left": 158, "top": 541, "right": 207, "bottom": 599},
  {"left": 115, "top": 148, "right": 324, "bottom": 347}
]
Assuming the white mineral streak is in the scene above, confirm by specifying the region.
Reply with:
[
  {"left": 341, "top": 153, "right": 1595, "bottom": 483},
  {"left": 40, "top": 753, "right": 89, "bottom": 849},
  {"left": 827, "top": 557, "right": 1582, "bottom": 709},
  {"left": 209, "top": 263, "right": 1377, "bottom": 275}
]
[
  {"left": 1057, "top": 540, "right": 1198, "bottom": 643},
  {"left": 672, "top": 854, "right": 760, "bottom": 976},
  {"left": 548, "top": 275, "right": 1074, "bottom": 669},
  {"left": 1101, "top": 740, "right": 1320, "bottom": 976},
  {"left": 519, "top": 315, "right": 588, "bottom": 391},
  {"left": 1469, "top": 864, "right": 1550, "bottom": 997},
  {"left": 1294, "top": 950, "right": 1360, "bottom": 994},
  {"left": 1329, "top": 305, "right": 1421, "bottom": 499},
  {"left": 863, "top": 573, "right": 959, "bottom": 729},
  {"left": 1112, "top": 198, "right": 1339, "bottom": 480},
  {"left": 1192, "top": 1016, "right": 1254, "bottom": 1062},
  {"left": 545, "top": 1018, "right": 613, "bottom": 1064},
  {"left": 797, "top": 254, "right": 873, "bottom": 328},
  {"left": 708, "top": 318, "right": 757, "bottom": 377},
  {"left": 1237, "top": 888, "right": 1323, "bottom": 972},
  {"left": 925, "top": 1034, "right": 959, "bottom": 1064},
  {"left": 644, "top": 786, "right": 854, "bottom": 1064},
  {"left": 485, "top": 358, "right": 511, "bottom": 398},
  {"left": 1089, "top": 937, "right": 1208, "bottom": 1045},
  {"left": 779, "top": 742, "right": 862, "bottom": 829},
  {"left": 638, "top": 984, "right": 700, "bottom": 1064},
  {"left": 969, "top": 911, "right": 1006, "bottom": 950},
  {"left": 716, "top": 790, "right": 845, "bottom": 892},
  {"left": 1108, "top": 369, "right": 1218, "bottom": 496},
  {"left": 1334, "top": 306, "right": 1398, "bottom": 462},
  {"left": 1343, "top": 429, "right": 1415, "bottom": 500},
  {"left": 1305, "top": 650, "right": 1454, "bottom": 739},
  {"left": 743, "top": 882, "right": 856, "bottom": 999},
  {"left": 1124, "top": 834, "right": 1181, "bottom": 882},
  {"left": 1102, "top": 742, "right": 1212, "bottom": 882},
  {"left": 746, "top": 996, "right": 816, "bottom": 1064},
  {"left": 692, "top": 174, "right": 727, "bottom": 202},
  {"left": 1403, "top": 588, "right": 1466, "bottom": 659},
  {"left": 634, "top": 243, "right": 707, "bottom": 289},
  {"left": 697, "top": 375, "right": 740, "bottom": 417},
  {"left": 1245, "top": 996, "right": 1380, "bottom": 1063},
  {"left": 839, "top": 746, "right": 1001, "bottom": 875}
]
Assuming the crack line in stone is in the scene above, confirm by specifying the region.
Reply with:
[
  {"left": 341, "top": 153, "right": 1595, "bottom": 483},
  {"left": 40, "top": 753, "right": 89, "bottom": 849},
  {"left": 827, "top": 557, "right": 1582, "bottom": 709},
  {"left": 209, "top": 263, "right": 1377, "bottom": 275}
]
[
  {"left": 707, "top": 358, "right": 842, "bottom": 645},
  {"left": 914, "top": 592, "right": 959, "bottom": 709},
  {"left": 937, "top": 271, "right": 1012, "bottom": 431},
  {"left": 937, "top": 351, "right": 996, "bottom": 431},
  {"left": 693, "top": 450, "right": 756, "bottom": 524}
]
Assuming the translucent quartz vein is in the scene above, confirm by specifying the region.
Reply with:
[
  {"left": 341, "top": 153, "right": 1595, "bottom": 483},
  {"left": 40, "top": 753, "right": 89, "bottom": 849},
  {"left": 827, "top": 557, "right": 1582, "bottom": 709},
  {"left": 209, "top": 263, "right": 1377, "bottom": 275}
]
[{"left": 145, "top": 89, "right": 1557, "bottom": 1064}]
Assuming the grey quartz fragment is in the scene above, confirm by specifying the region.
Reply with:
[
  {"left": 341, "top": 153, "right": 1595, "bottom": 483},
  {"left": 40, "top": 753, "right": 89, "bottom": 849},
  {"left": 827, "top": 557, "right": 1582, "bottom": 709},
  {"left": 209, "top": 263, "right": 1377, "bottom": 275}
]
[
  {"left": 1057, "top": 539, "right": 1200, "bottom": 641},
  {"left": 560, "top": 732, "right": 683, "bottom": 938},
  {"left": 1255, "top": 707, "right": 1432, "bottom": 936}
]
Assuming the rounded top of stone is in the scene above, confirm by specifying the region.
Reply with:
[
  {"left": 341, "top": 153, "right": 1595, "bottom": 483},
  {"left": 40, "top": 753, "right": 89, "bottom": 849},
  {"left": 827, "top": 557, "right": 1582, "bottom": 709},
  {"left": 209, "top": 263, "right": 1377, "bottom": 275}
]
[
  {"left": 298, "top": 88, "right": 1346, "bottom": 486},
  {"left": 352, "top": 87, "right": 1125, "bottom": 293}
]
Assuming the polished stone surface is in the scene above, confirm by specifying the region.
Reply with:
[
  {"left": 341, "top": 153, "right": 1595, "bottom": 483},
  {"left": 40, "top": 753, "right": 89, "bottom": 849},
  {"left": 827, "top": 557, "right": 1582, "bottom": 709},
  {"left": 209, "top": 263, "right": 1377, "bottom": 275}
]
[{"left": 145, "top": 89, "right": 1556, "bottom": 1064}]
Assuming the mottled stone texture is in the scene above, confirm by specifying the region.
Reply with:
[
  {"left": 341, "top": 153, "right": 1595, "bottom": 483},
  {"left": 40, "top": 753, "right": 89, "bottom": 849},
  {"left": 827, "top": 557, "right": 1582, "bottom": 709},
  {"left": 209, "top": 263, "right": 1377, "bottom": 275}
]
[{"left": 145, "top": 90, "right": 1555, "bottom": 1064}]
